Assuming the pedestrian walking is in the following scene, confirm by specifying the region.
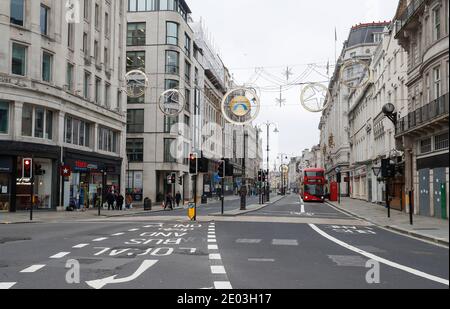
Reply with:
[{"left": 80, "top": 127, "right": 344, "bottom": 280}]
[
  {"left": 106, "top": 191, "right": 115, "bottom": 210},
  {"left": 116, "top": 193, "right": 125, "bottom": 211},
  {"left": 175, "top": 191, "right": 182, "bottom": 208},
  {"left": 165, "top": 193, "right": 173, "bottom": 210}
]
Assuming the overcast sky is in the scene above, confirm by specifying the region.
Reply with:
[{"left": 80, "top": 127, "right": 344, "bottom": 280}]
[{"left": 188, "top": 0, "right": 399, "bottom": 168}]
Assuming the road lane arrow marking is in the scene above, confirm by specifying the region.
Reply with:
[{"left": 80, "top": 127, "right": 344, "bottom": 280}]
[{"left": 85, "top": 260, "right": 158, "bottom": 289}]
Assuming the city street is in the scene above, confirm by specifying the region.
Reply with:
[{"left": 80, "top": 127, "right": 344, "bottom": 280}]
[{"left": 0, "top": 194, "right": 448, "bottom": 289}]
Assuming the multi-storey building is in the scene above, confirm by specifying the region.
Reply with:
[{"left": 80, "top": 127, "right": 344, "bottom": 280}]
[
  {"left": 125, "top": 0, "right": 198, "bottom": 203},
  {"left": 348, "top": 22, "right": 408, "bottom": 208},
  {"left": 0, "top": 0, "right": 127, "bottom": 212},
  {"left": 395, "top": 0, "right": 449, "bottom": 218},
  {"left": 320, "top": 22, "right": 389, "bottom": 198}
]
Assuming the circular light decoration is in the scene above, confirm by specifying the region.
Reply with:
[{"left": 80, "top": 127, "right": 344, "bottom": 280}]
[
  {"left": 300, "top": 83, "right": 330, "bottom": 113},
  {"left": 125, "top": 70, "right": 149, "bottom": 98},
  {"left": 158, "top": 89, "right": 185, "bottom": 116},
  {"left": 339, "top": 58, "right": 372, "bottom": 89},
  {"left": 221, "top": 87, "right": 261, "bottom": 126}
]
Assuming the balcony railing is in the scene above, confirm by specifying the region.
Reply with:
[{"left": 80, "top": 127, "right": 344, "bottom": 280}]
[
  {"left": 395, "top": 0, "right": 426, "bottom": 37},
  {"left": 396, "top": 93, "right": 449, "bottom": 135}
]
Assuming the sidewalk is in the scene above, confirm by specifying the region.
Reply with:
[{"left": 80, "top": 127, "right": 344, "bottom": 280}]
[
  {"left": 327, "top": 198, "right": 449, "bottom": 246},
  {"left": 0, "top": 204, "right": 182, "bottom": 224}
]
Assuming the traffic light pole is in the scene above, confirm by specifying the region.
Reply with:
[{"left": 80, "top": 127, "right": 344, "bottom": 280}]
[
  {"left": 30, "top": 155, "right": 34, "bottom": 221},
  {"left": 386, "top": 177, "right": 391, "bottom": 218},
  {"left": 194, "top": 174, "right": 197, "bottom": 221},
  {"left": 221, "top": 176, "right": 225, "bottom": 215}
]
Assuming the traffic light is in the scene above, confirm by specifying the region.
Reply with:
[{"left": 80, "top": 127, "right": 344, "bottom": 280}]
[
  {"left": 258, "top": 170, "right": 262, "bottom": 182},
  {"left": 218, "top": 160, "right": 225, "bottom": 178},
  {"left": 23, "top": 158, "right": 32, "bottom": 179},
  {"left": 336, "top": 172, "right": 342, "bottom": 183},
  {"left": 381, "top": 159, "right": 395, "bottom": 178},
  {"left": 189, "top": 153, "right": 198, "bottom": 175},
  {"left": 178, "top": 176, "right": 183, "bottom": 185},
  {"left": 171, "top": 173, "right": 176, "bottom": 184},
  {"left": 262, "top": 171, "right": 267, "bottom": 182}
]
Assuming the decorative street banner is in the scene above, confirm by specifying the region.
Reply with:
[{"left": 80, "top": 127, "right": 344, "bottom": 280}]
[
  {"left": 221, "top": 87, "right": 261, "bottom": 126},
  {"left": 159, "top": 89, "right": 185, "bottom": 116},
  {"left": 125, "top": 70, "right": 149, "bottom": 98}
]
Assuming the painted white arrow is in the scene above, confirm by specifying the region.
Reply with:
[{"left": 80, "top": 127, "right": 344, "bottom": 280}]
[{"left": 86, "top": 260, "right": 158, "bottom": 289}]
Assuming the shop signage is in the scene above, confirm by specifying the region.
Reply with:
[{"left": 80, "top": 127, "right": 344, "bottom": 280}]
[
  {"left": 61, "top": 165, "right": 72, "bottom": 177},
  {"left": 75, "top": 160, "right": 99, "bottom": 171}
]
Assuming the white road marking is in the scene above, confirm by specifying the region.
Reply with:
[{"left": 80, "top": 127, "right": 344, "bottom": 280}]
[
  {"left": 86, "top": 260, "right": 158, "bottom": 289},
  {"left": 128, "top": 229, "right": 139, "bottom": 232},
  {"left": 208, "top": 245, "right": 218, "bottom": 250},
  {"left": 208, "top": 239, "right": 217, "bottom": 243},
  {"left": 93, "top": 237, "right": 108, "bottom": 242},
  {"left": 208, "top": 235, "right": 216, "bottom": 238},
  {"left": 309, "top": 224, "right": 449, "bottom": 286},
  {"left": 236, "top": 239, "right": 261, "bottom": 244},
  {"left": 211, "top": 266, "right": 226, "bottom": 274},
  {"left": 20, "top": 265, "right": 46, "bottom": 273},
  {"left": 209, "top": 254, "right": 222, "bottom": 260},
  {"left": 208, "top": 231, "right": 216, "bottom": 234},
  {"left": 50, "top": 252, "right": 70, "bottom": 259},
  {"left": 0, "top": 282, "right": 16, "bottom": 289},
  {"left": 272, "top": 239, "right": 298, "bottom": 246},
  {"left": 214, "top": 281, "right": 233, "bottom": 289},
  {"left": 248, "top": 258, "right": 275, "bottom": 262},
  {"left": 73, "top": 244, "right": 89, "bottom": 249},
  {"left": 112, "top": 233, "right": 125, "bottom": 236},
  {"left": 301, "top": 204, "right": 305, "bottom": 214}
]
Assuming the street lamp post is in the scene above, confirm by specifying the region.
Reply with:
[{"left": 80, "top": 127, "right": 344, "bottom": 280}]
[{"left": 257, "top": 122, "right": 279, "bottom": 203}]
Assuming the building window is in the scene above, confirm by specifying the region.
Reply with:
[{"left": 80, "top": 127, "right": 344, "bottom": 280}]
[
  {"left": 165, "top": 79, "right": 179, "bottom": 90},
  {"left": 68, "top": 23, "right": 74, "bottom": 48},
  {"left": 435, "top": 132, "right": 449, "bottom": 151},
  {"left": 66, "top": 63, "right": 74, "bottom": 91},
  {"left": 21, "top": 104, "right": 53, "bottom": 140},
  {"left": 433, "top": 67, "right": 441, "bottom": 99},
  {"left": 84, "top": 71, "right": 91, "bottom": 99},
  {"left": 40, "top": 5, "right": 49, "bottom": 35},
  {"left": 94, "top": 40, "right": 99, "bottom": 64},
  {"left": 185, "top": 88, "right": 190, "bottom": 112},
  {"left": 165, "top": 50, "right": 179, "bottom": 74},
  {"left": 104, "top": 12, "right": 109, "bottom": 36},
  {"left": 166, "top": 22, "right": 178, "bottom": 45},
  {"left": 185, "top": 61, "right": 191, "bottom": 84},
  {"left": 127, "top": 139, "right": 144, "bottom": 162},
  {"left": 420, "top": 138, "right": 432, "bottom": 154},
  {"left": 12, "top": 43, "right": 27, "bottom": 76},
  {"left": 127, "top": 22, "right": 146, "bottom": 46},
  {"left": 98, "top": 127, "right": 118, "bottom": 153},
  {"left": 65, "top": 116, "right": 90, "bottom": 147},
  {"left": 185, "top": 33, "right": 191, "bottom": 58},
  {"left": 105, "top": 83, "right": 111, "bottom": 108},
  {"left": 433, "top": 7, "right": 441, "bottom": 41},
  {"left": 95, "top": 77, "right": 101, "bottom": 104},
  {"left": 10, "top": 0, "right": 24, "bottom": 26},
  {"left": 84, "top": 0, "right": 90, "bottom": 19},
  {"left": 0, "top": 101, "right": 9, "bottom": 134},
  {"left": 126, "top": 51, "right": 145, "bottom": 72},
  {"left": 127, "top": 109, "right": 144, "bottom": 133},
  {"left": 83, "top": 32, "right": 89, "bottom": 54},
  {"left": 164, "top": 116, "right": 177, "bottom": 133},
  {"left": 164, "top": 138, "right": 176, "bottom": 163},
  {"left": 128, "top": 96, "right": 145, "bottom": 104},
  {"left": 42, "top": 52, "right": 52, "bottom": 82},
  {"left": 95, "top": 3, "right": 100, "bottom": 29}
]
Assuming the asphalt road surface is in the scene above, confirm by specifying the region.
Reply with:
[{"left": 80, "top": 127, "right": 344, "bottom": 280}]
[{"left": 0, "top": 194, "right": 448, "bottom": 289}]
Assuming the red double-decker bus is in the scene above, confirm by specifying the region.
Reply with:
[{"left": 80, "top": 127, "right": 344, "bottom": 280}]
[{"left": 300, "top": 168, "right": 326, "bottom": 202}]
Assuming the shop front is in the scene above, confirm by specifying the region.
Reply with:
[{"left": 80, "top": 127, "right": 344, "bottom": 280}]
[
  {"left": 0, "top": 141, "right": 60, "bottom": 212},
  {"left": 63, "top": 149, "right": 122, "bottom": 209},
  {"left": 0, "top": 156, "right": 13, "bottom": 211}
]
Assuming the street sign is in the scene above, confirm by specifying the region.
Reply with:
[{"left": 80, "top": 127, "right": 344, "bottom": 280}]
[{"left": 61, "top": 165, "right": 72, "bottom": 177}]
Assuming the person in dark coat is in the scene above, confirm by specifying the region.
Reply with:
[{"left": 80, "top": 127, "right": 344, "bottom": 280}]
[
  {"left": 175, "top": 191, "right": 182, "bottom": 208},
  {"left": 165, "top": 193, "right": 173, "bottom": 210},
  {"left": 116, "top": 194, "right": 125, "bottom": 211},
  {"left": 106, "top": 191, "right": 115, "bottom": 210}
]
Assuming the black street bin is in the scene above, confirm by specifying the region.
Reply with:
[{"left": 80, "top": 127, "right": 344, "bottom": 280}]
[
  {"left": 144, "top": 198, "right": 152, "bottom": 211},
  {"left": 201, "top": 194, "right": 208, "bottom": 204}
]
